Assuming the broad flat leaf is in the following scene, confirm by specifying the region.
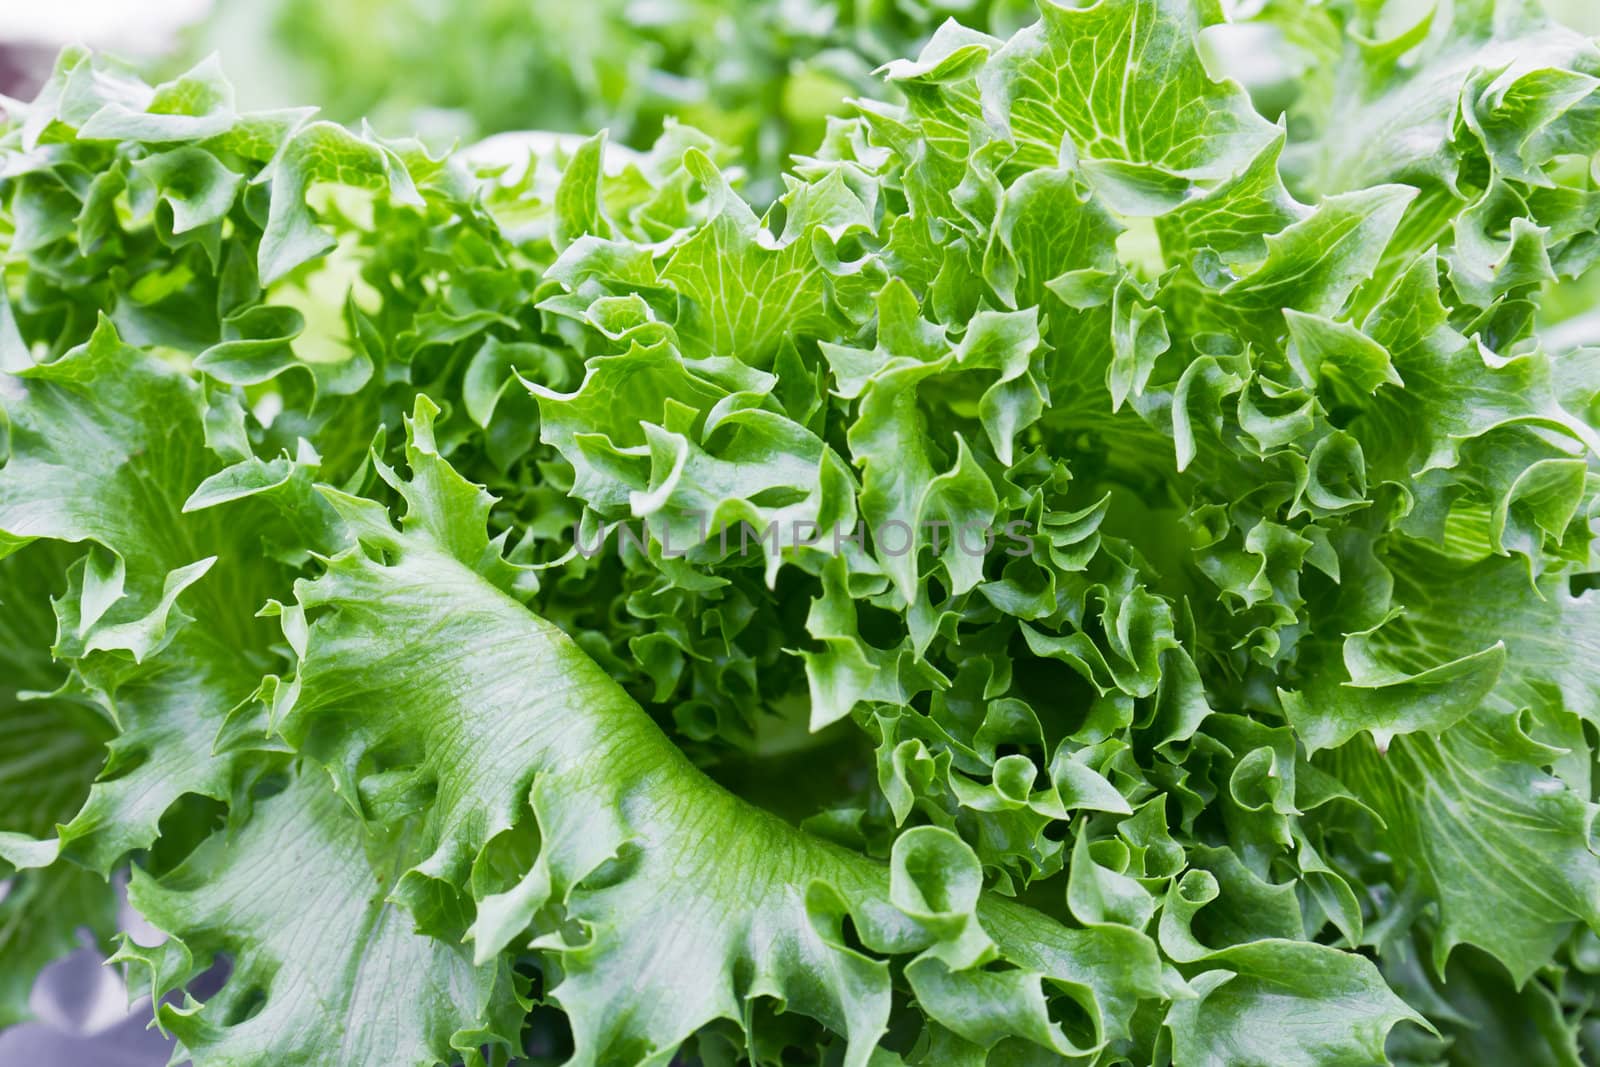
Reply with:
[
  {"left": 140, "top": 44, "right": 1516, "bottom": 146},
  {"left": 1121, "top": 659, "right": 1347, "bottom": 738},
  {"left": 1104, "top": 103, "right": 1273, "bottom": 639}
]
[
  {"left": 982, "top": 0, "right": 1276, "bottom": 182},
  {"left": 120, "top": 771, "right": 521, "bottom": 1067},
  {"left": 1327, "top": 714, "right": 1600, "bottom": 985}
]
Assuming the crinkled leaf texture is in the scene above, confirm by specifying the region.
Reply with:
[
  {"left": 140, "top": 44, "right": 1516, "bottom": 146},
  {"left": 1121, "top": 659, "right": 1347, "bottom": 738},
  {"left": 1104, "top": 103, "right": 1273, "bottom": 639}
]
[
  {"left": 3, "top": 0, "right": 1600, "bottom": 1064},
  {"left": 261, "top": 400, "right": 1172, "bottom": 1065}
]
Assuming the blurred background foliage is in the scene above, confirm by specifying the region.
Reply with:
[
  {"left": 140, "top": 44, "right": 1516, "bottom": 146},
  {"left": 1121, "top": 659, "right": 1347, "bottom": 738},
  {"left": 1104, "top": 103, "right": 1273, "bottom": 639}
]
[{"left": 170, "top": 0, "right": 1038, "bottom": 201}]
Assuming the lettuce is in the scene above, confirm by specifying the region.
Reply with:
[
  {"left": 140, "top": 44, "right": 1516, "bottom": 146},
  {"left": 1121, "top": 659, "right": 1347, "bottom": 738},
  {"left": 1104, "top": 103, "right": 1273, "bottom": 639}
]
[{"left": 2, "top": 2, "right": 1599, "bottom": 1064}]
